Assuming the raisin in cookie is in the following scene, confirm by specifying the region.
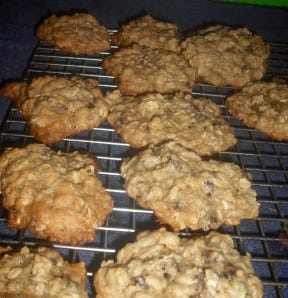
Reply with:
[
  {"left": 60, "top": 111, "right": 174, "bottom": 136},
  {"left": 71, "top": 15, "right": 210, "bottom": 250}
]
[
  {"left": 121, "top": 141, "right": 259, "bottom": 231},
  {"left": 111, "top": 15, "right": 181, "bottom": 53},
  {"left": 226, "top": 81, "right": 288, "bottom": 141},
  {"left": 106, "top": 90, "right": 236, "bottom": 156},
  {"left": 36, "top": 13, "right": 110, "bottom": 55},
  {"left": 181, "top": 25, "right": 269, "bottom": 88},
  {"left": 94, "top": 228, "right": 263, "bottom": 298},
  {"left": 0, "top": 246, "right": 88, "bottom": 297},
  {"left": 102, "top": 44, "right": 197, "bottom": 96},
  {"left": 0, "top": 75, "right": 109, "bottom": 144},
  {"left": 0, "top": 144, "right": 113, "bottom": 245}
]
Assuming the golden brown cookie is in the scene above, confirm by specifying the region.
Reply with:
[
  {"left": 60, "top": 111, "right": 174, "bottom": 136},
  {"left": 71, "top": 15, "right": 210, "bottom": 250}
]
[
  {"left": 121, "top": 141, "right": 259, "bottom": 231},
  {"left": 0, "top": 144, "right": 113, "bottom": 245},
  {"left": 106, "top": 90, "right": 236, "bottom": 156},
  {"left": 36, "top": 13, "right": 110, "bottom": 55},
  {"left": 0, "top": 75, "right": 110, "bottom": 144},
  {"left": 226, "top": 81, "right": 288, "bottom": 141},
  {"left": 0, "top": 246, "right": 88, "bottom": 297},
  {"left": 102, "top": 44, "right": 197, "bottom": 96},
  {"left": 181, "top": 25, "right": 270, "bottom": 88},
  {"left": 111, "top": 15, "right": 181, "bottom": 53},
  {"left": 94, "top": 228, "right": 263, "bottom": 298}
]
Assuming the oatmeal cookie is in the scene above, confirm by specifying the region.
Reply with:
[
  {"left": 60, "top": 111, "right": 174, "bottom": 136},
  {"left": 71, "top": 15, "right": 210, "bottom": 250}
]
[
  {"left": 181, "top": 25, "right": 270, "bottom": 88},
  {"left": 0, "top": 246, "right": 88, "bottom": 297},
  {"left": 111, "top": 15, "right": 181, "bottom": 53},
  {"left": 226, "top": 81, "right": 288, "bottom": 141},
  {"left": 106, "top": 90, "right": 236, "bottom": 156},
  {"left": 0, "top": 144, "right": 113, "bottom": 245},
  {"left": 36, "top": 13, "right": 110, "bottom": 55},
  {"left": 94, "top": 228, "right": 263, "bottom": 298},
  {"left": 121, "top": 141, "right": 259, "bottom": 231},
  {"left": 0, "top": 75, "right": 110, "bottom": 144},
  {"left": 102, "top": 44, "right": 197, "bottom": 96}
]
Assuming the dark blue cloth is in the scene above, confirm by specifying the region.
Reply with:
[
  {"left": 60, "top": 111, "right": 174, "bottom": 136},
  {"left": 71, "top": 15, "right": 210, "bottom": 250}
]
[{"left": 0, "top": 0, "right": 287, "bottom": 123}]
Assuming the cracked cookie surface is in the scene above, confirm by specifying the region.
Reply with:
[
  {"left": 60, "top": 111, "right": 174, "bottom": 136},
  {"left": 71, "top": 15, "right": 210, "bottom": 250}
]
[
  {"left": 102, "top": 44, "right": 196, "bottom": 96},
  {"left": 36, "top": 13, "right": 110, "bottom": 55},
  {"left": 0, "top": 144, "right": 113, "bottom": 245},
  {"left": 226, "top": 81, "right": 288, "bottom": 141},
  {"left": 181, "top": 25, "right": 269, "bottom": 88},
  {"left": 94, "top": 228, "right": 263, "bottom": 298},
  {"left": 106, "top": 90, "right": 236, "bottom": 156},
  {"left": 111, "top": 15, "right": 181, "bottom": 53},
  {"left": 0, "top": 75, "right": 109, "bottom": 144},
  {"left": 120, "top": 141, "right": 259, "bottom": 231},
  {"left": 0, "top": 246, "right": 88, "bottom": 297}
]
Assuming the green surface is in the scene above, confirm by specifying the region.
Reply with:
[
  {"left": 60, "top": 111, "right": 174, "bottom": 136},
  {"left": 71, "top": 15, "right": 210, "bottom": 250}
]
[{"left": 217, "top": 0, "right": 288, "bottom": 7}]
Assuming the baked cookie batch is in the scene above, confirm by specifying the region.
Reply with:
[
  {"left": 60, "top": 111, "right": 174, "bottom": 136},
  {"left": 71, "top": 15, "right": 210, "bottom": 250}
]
[
  {"left": 0, "top": 246, "right": 88, "bottom": 297},
  {"left": 0, "top": 75, "right": 112, "bottom": 144},
  {"left": 94, "top": 228, "right": 263, "bottom": 298},
  {"left": 0, "top": 144, "right": 113, "bottom": 245},
  {"left": 1, "top": 11, "right": 286, "bottom": 297}
]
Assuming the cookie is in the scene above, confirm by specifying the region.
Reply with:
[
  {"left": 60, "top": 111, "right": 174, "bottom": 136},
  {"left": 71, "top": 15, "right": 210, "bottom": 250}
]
[
  {"left": 226, "top": 81, "right": 288, "bottom": 141},
  {"left": 181, "top": 25, "right": 270, "bottom": 88},
  {"left": 106, "top": 90, "right": 236, "bottom": 156},
  {"left": 102, "top": 44, "right": 197, "bottom": 96},
  {"left": 0, "top": 246, "right": 88, "bottom": 297},
  {"left": 0, "top": 144, "right": 113, "bottom": 245},
  {"left": 121, "top": 141, "right": 259, "bottom": 231},
  {"left": 36, "top": 13, "right": 110, "bottom": 55},
  {"left": 111, "top": 15, "right": 181, "bottom": 53},
  {"left": 0, "top": 75, "right": 110, "bottom": 144},
  {"left": 94, "top": 228, "right": 263, "bottom": 298}
]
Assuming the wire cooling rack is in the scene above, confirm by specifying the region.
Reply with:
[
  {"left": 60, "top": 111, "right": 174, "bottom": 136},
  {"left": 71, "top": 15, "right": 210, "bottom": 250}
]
[{"left": 0, "top": 39, "right": 288, "bottom": 297}]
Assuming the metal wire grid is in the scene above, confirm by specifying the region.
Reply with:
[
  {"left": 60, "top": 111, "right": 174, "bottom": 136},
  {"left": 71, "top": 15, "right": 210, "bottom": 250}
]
[{"left": 0, "top": 40, "right": 287, "bottom": 297}]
